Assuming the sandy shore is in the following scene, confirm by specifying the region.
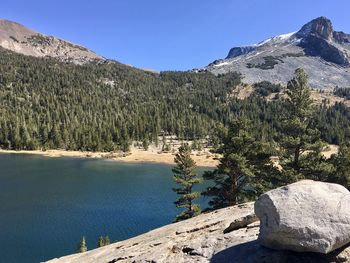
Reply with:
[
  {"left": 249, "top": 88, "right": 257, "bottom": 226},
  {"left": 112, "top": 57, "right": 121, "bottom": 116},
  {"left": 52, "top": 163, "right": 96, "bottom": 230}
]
[
  {"left": 0, "top": 144, "right": 339, "bottom": 168},
  {"left": 0, "top": 148, "right": 219, "bottom": 167}
]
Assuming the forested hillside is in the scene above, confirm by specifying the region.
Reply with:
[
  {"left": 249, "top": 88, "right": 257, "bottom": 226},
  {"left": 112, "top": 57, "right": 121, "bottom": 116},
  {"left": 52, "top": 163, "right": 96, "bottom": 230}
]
[{"left": 0, "top": 47, "right": 350, "bottom": 152}]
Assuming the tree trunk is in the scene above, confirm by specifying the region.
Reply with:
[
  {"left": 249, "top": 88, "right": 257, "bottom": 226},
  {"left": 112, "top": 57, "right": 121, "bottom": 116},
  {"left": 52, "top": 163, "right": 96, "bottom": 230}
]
[
  {"left": 229, "top": 174, "right": 238, "bottom": 206},
  {"left": 188, "top": 186, "right": 192, "bottom": 217},
  {"left": 294, "top": 146, "right": 300, "bottom": 170}
]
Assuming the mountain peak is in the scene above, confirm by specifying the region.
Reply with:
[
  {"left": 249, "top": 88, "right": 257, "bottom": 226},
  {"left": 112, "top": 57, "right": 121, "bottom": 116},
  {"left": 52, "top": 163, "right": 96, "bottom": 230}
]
[
  {"left": 297, "top": 16, "right": 334, "bottom": 40},
  {"left": 207, "top": 16, "right": 350, "bottom": 89}
]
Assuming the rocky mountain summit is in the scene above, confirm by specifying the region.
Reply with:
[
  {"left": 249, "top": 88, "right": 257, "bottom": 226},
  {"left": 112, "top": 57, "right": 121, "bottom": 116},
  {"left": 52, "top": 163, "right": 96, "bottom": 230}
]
[
  {"left": 46, "top": 180, "right": 350, "bottom": 263},
  {"left": 0, "top": 19, "right": 104, "bottom": 64},
  {"left": 206, "top": 17, "right": 350, "bottom": 89}
]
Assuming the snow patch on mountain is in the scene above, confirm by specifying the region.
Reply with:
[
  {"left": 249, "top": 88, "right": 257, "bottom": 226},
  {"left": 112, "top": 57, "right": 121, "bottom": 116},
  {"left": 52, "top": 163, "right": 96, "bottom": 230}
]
[{"left": 254, "top": 32, "right": 296, "bottom": 46}]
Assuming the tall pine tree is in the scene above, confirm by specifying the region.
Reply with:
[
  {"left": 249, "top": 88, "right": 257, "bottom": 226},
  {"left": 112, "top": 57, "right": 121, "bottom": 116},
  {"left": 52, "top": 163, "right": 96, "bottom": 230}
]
[
  {"left": 279, "top": 68, "right": 330, "bottom": 181},
  {"left": 203, "top": 118, "right": 277, "bottom": 210},
  {"left": 172, "top": 143, "right": 201, "bottom": 222}
]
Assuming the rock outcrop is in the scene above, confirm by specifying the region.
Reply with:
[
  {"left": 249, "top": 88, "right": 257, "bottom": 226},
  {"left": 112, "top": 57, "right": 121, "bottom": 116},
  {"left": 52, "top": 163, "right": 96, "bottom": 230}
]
[
  {"left": 45, "top": 203, "right": 259, "bottom": 263},
  {"left": 297, "top": 17, "right": 350, "bottom": 66},
  {"left": 45, "top": 194, "right": 350, "bottom": 263},
  {"left": 296, "top": 16, "right": 334, "bottom": 40},
  {"left": 255, "top": 180, "right": 350, "bottom": 254},
  {"left": 226, "top": 46, "right": 256, "bottom": 59}
]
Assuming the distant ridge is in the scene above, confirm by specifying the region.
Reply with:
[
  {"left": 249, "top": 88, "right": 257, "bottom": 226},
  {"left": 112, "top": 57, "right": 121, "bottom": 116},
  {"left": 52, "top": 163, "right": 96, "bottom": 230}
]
[
  {"left": 1, "top": 17, "right": 350, "bottom": 89},
  {"left": 0, "top": 19, "right": 104, "bottom": 64}
]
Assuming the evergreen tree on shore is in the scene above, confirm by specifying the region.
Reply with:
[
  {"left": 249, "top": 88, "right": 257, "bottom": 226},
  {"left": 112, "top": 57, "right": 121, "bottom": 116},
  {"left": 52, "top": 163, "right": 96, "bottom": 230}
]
[
  {"left": 97, "top": 235, "right": 111, "bottom": 248},
  {"left": 172, "top": 143, "right": 201, "bottom": 222},
  {"left": 97, "top": 236, "right": 104, "bottom": 248},
  {"left": 104, "top": 236, "right": 110, "bottom": 246},
  {"left": 77, "top": 236, "right": 87, "bottom": 253}
]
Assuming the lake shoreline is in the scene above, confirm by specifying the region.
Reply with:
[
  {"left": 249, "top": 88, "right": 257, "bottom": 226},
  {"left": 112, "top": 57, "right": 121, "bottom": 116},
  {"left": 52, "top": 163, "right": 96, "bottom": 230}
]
[{"left": 0, "top": 148, "right": 219, "bottom": 168}]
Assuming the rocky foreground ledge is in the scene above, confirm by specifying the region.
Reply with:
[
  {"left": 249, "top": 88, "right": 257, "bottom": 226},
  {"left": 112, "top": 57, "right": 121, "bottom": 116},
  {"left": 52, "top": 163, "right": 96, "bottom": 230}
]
[{"left": 46, "top": 199, "right": 350, "bottom": 262}]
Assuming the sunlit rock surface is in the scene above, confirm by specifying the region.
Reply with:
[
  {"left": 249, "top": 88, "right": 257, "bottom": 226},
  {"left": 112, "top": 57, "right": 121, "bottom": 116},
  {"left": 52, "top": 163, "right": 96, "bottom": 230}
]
[{"left": 46, "top": 198, "right": 350, "bottom": 263}]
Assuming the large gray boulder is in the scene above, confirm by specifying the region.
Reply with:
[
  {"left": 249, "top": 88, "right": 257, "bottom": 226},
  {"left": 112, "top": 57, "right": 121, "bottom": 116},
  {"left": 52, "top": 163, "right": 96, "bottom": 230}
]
[{"left": 255, "top": 180, "right": 350, "bottom": 254}]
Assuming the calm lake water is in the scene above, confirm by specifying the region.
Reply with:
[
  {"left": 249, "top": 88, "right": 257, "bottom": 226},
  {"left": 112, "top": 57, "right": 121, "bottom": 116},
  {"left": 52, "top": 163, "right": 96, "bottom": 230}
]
[{"left": 0, "top": 153, "right": 211, "bottom": 263}]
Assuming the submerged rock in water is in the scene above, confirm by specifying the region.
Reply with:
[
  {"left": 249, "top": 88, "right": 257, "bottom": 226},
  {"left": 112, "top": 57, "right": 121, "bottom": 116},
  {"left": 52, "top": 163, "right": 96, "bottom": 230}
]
[{"left": 255, "top": 180, "right": 350, "bottom": 254}]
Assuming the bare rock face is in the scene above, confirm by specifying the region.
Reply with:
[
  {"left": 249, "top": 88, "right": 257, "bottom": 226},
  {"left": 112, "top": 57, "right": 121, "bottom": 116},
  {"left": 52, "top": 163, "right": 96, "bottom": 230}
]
[
  {"left": 296, "top": 16, "right": 334, "bottom": 40},
  {"left": 255, "top": 180, "right": 350, "bottom": 254},
  {"left": 44, "top": 197, "right": 350, "bottom": 263},
  {"left": 226, "top": 46, "right": 256, "bottom": 59},
  {"left": 297, "top": 17, "right": 350, "bottom": 66},
  {"left": 45, "top": 203, "right": 260, "bottom": 263}
]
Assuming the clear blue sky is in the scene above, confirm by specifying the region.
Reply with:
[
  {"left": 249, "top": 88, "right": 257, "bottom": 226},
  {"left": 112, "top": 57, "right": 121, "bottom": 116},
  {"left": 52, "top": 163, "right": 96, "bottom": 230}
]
[{"left": 2, "top": 0, "right": 349, "bottom": 71}]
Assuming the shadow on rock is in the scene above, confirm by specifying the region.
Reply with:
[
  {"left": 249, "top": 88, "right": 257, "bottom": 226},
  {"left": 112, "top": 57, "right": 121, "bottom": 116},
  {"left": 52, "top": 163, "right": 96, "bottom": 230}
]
[{"left": 211, "top": 241, "right": 350, "bottom": 263}]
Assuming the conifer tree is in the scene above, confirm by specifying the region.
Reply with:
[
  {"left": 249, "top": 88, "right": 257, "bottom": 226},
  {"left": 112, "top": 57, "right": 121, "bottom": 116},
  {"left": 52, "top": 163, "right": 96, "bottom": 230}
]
[
  {"left": 279, "top": 68, "right": 328, "bottom": 181},
  {"left": 281, "top": 68, "right": 314, "bottom": 167},
  {"left": 77, "top": 236, "right": 87, "bottom": 253},
  {"left": 328, "top": 145, "right": 350, "bottom": 189},
  {"left": 142, "top": 137, "right": 149, "bottom": 151},
  {"left": 203, "top": 118, "right": 277, "bottom": 209},
  {"left": 172, "top": 143, "right": 201, "bottom": 222},
  {"left": 97, "top": 236, "right": 104, "bottom": 248},
  {"left": 104, "top": 236, "right": 110, "bottom": 246},
  {"left": 97, "top": 235, "right": 111, "bottom": 247}
]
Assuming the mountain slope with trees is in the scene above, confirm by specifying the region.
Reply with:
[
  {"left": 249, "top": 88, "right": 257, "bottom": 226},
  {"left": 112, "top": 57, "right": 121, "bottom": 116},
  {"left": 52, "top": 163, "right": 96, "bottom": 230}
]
[
  {"left": 0, "top": 47, "right": 242, "bottom": 151},
  {"left": 1, "top": 46, "right": 350, "bottom": 152}
]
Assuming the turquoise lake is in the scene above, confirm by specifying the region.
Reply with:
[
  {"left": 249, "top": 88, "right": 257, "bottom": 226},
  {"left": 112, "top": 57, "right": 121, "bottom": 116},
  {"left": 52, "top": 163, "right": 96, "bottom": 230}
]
[{"left": 0, "top": 153, "right": 211, "bottom": 263}]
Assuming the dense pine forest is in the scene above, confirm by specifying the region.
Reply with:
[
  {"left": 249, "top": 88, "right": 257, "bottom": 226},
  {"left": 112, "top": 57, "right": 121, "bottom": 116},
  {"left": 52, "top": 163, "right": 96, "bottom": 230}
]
[{"left": 1, "top": 46, "right": 350, "bottom": 152}]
